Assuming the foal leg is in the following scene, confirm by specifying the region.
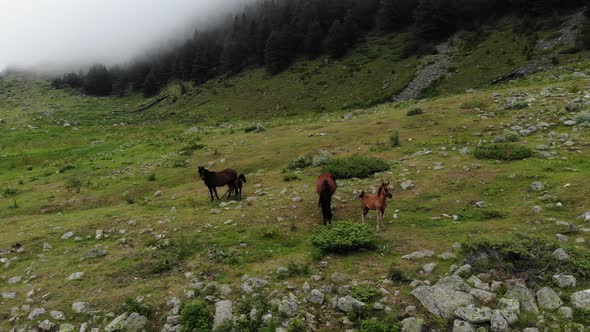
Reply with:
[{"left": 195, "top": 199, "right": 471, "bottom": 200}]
[{"left": 361, "top": 207, "right": 369, "bottom": 224}]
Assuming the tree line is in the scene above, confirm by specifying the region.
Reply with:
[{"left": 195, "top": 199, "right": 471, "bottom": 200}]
[{"left": 51, "top": 0, "right": 586, "bottom": 97}]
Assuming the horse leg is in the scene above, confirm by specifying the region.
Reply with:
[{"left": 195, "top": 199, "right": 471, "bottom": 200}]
[
  {"left": 214, "top": 187, "right": 220, "bottom": 200},
  {"left": 361, "top": 207, "right": 369, "bottom": 224},
  {"left": 208, "top": 186, "right": 214, "bottom": 201}
]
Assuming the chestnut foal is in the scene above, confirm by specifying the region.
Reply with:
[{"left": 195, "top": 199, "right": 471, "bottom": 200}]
[{"left": 359, "top": 182, "right": 393, "bottom": 231}]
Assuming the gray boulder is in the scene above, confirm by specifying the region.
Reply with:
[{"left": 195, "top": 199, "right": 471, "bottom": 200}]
[
  {"left": 454, "top": 305, "right": 492, "bottom": 323},
  {"left": 490, "top": 309, "right": 510, "bottom": 332},
  {"left": 436, "top": 275, "right": 472, "bottom": 292},
  {"left": 571, "top": 289, "right": 590, "bottom": 311},
  {"left": 213, "top": 300, "right": 234, "bottom": 329},
  {"left": 28, "top": 308, "right": 46, "bottom": 320},
  {"left": 552, "top": 248, "right": 570, "bottom": 261},
  {"left": 505, "top": 285, "right": 539, "bottom": 314},
  {"left": 72, "top": 302, "right": 90, "bottom": 313},
  {"left": 452, "top": 319, "right": 475, "bottom": 332},
  {"left": 401, "top": 317, "right": 424, "bottom": 332},
  {"left": 411, "top": 286, "right": 474, "bottom": 319},
  {"left": 337, "top": 295, "right": 365, "bottom": 312},
  {"left": 552, "top": 274, "right": 576, "bottom": 288},
  {"left": 308, "top": 289, "right": 324, "bottom": 304},
  {"left": 530, "top": 181, "right": 544, "bottom": 191},
  {"left": 536, "top": 287, "right": 562, "bottom": 310}
]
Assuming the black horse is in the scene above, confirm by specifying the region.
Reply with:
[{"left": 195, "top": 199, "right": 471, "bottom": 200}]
[{"left": 198, "top": 166, "right": 238, "bottom": 201}]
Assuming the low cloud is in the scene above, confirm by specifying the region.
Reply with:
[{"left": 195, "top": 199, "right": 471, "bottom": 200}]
[{"left": 0, "top": 0, "right": 254, "bottom": 73}]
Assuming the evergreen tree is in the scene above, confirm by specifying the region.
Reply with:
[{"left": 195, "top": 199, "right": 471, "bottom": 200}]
[
  {"left": 580, "top": 6, "right": 590, "bottom": 49},
  {"left": 304, "top": 20, "right": 324, "bottom": 58},
  {"left": 142, "top": 70, "right": 159, "bottom": 97},
  {"left": 83, "top": 64, "right": 112, "bottom": 96},
  {"left": 377, "top": 0, "right": 418, "bottom": 32},
  {"left": 220, "top": 35, "right": 244, "bottom": 73},
  {"left": 343, "top": 10, "right": 359, "bottom": 47},
  {"left": 324, "top": 20, "right": 349, "bottom": 58},
  {"left": 414, "top": 0, "right": 456, "bottom": 40},
  {"left": 264, "top": 29, "right": 294, "bottom": 75}
]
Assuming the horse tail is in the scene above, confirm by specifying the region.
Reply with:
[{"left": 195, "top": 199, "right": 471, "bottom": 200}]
[
  {"left": 359, "top": 191, "right": 365, "bottom": 198},
  {"left": 239, "top": 174, "right": 247, "bottom": 183}
]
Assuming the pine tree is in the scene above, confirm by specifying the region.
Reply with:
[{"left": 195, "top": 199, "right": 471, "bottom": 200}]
[
  {"left": 324, "top": 20, "right": 349, "bottom": 58},
  {"left": 83, "top": 64, "right": 112, "bottom": 96},
  {"left": 414, "top": 0, "right": 456, "bottom": 40},
  {"left": 377, "top": 0, "right": 418, "bottom": 32},
  {"left": 220, "top": 35, "right": 244, "bottom": 74},
  {"left": 304, "top": 20, "right": 324, "bottom": 58},
  {"left": 142, "top": 70, "right": 159, "bottom": 97},
  {"left": 264, "top": 29, "right": 294, "bottom": 75}
]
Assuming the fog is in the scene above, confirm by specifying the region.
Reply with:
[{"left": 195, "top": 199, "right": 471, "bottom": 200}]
[{"left": 0, "top": 0, "right": 256, "bottom": 74}]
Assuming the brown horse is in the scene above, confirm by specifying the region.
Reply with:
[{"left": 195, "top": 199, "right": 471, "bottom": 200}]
[
  {"left": 316, "top": 173, "right": 337, "bottom": 225},
  {"left": 232, "top": 174, "right": 247, "bottom": 200},
  {"left": 359, "top": 182, "right": 393, "bottom": 231},
  {"left": 198, "top": 166, "right": 238, "bottom": 201}
]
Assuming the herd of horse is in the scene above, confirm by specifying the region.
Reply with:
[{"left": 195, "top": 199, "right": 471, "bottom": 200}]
[{"left": 197, "top": 166, "right": 393, "bottom": 231}]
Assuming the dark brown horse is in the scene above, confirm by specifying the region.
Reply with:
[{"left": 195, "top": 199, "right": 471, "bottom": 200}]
[
  {"left": 198, "top": 166, "right": 238, "bottom": 201},
  {"left": 359, "top": 182, "right": 393, "bottom": 231},
  {"left": 316, "top": 173, "right": 337, "bottom": 225},
  {"left": 232, "top": 174, "right": 247, "bottom": 200}
]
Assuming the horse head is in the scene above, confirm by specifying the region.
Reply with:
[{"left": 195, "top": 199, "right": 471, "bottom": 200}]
[
  {"left": 381, "top": 182, "right": 393, "bottom": 198},
  {"left": 197, "top": 166, "right": 207, "bottom": 179}
]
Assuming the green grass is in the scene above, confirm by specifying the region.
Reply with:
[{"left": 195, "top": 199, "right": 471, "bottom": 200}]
[{"left": 1, "top": 17, "right": 590, "bottom": 330}]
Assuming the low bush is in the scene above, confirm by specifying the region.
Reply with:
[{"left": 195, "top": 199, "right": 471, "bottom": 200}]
[
  {"left": 390, "top": 130, "right": 400, "bottom": 147},
  {"left": 181, "top": 302, "right": 212, "bottom": 332},
  {"left": 321, "top": 155, "right": 389, "bottom": 179},
  {"left": 576, "top": 112, "right": 590, "bottom": 127},
  {"left": 311, "top": 222, "right": 377, "bottom": 253},
  {"left": 350, "top": 285, "right": 380, "bottom": 303},
  {"left": 388, "top": 266, "right": 408, "bottom": 283},
  {"left": 406, "top": 108, "right": 424, "bottom": 116},
  {"left": 244, "top": 123, "right": 266, "bottom": 133},
  {"left": 287, "top": 150, "right": 332, "bottom": 170},
  {"left": 149, "top": 235, "right": 201, "bottom": 273},
  {"left": 3, "top": 187, "right": 17, "bottom": 197},
  {"left": 123, "top": 297, "right": 150, "bottom": 316},
  {"left": 474, "top": 143, "right": 533, "bottom": 160}
]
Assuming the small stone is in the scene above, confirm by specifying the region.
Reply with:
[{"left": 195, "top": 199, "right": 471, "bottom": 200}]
[
  {"left": 454, "top": 264, "right": 472, "bottom": 277},
  {"left": 556, "top": 234, "right": 568, "bottom": 242},
  {"left": 72, "top": 302, "right": 90, "bottom": 313},
  {"left": 61, "top": 231, "right": 74, "bottom": 240},
  {"left": 59, "top": 323, "right": 75, "bottom": 332},
  {"left": 400, "top": 180, "right": 414, "bottom": 190},
  {"left": 553, "top": 274, "right": 576, "bottom": 288},
  {"left": 337, "top": 295, "right": 365, "bottom": 312},
  {"left": 454, "top": 305, "right": 492, "bottom": 323},
  {"left": 213, "top": 300, "right": 234, "bottom": 329},
  {"left": 552, "top": 248, "right": 570, "bottom": 261},
  {"left": 558, "top": 306, "right": 573, "bottom": 320},
  {"left": 400, "top": 317, "right": 424, "bottom": 332},
  {"left": 39, "top": 319, "right": 55, "bottom": 331},
  {"left": 67, "top": 272, "right": 84, "bottom": 280},
  {"left": 423, "top": 263, "right": 437, "bottom": 274},
  {"left": 438, "top": 252, "right": 457, "bottom": 260},
  {"left": 571, "top": 289, "right": 590, "bottom": 311},
  {"left": 453, "top": 319, "right": 475, "bottom": 332},
  {"left": 308, "top": 289, "right": 324, "bottom": 304},
  {"left": 402, "top": 250, "right": 434, "bottom": 260},
  {"left": 43, "top": 243, "right": 53, "bottom": 250},
  {"left": 2, "top": 291, "right": 16, "bottom": 299},
  {"left": 530, "top": 181, "right": 544, "bottom": 191},
  {"left": 28, "top": 307, "right": 46, "bottom": 320}
]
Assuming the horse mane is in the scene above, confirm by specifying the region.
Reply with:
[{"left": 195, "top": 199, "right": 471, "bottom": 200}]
[{"left": 377, "top": 184, "right": 384, "bottom": 195}]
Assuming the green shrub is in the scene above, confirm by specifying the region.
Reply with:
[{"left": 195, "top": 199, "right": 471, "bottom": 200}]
[
  {"left": 406, "top": 108, "right": 424, "bottom": 116},
  {"left": 390, "top": 130, "right": 400, "bottom": 147},
  {"left": 576, "top": 112, "right": 590, "bottom": 127},
  {"left": 282, "top": 172, "right": 301, "bottom": 182},
  {"left": 179, "top": 141, "right": 206, "bottom": 155},
  {"left": 311, "top": 150, "right": 332, "bottom": 166},
  {"left": 350, "top": 285, "right": 380, "bottom": 303},
  {"left": 149, "top": 235, "right": 201, "bottom": 273},
  {"left": 462, "top": 235, "right": 566, "bottom": 280},
  {"left": 287, "top": 150, "right": 332, "bottom": 170},
  {"left": 66, "top": 178, "right": 82, "bottom": 193},
  {"left": 286, "top": 260, "right": 310, "bottom": 277},
  {"left": 287, "top": 319, "right": 305, "bottom": 332},
  {"left": 147, "top": 172, "right": 156, "bottom": 181},
  {"left": 474, "top": 143, "right": 533, "bottom": 161},
  {"left": 123, "top": 298, "right": 149, "bottom": 316},
  {"left": 322, "top": 155, "right": 389, "bottom": 179},
  {"left": 3, "top": 187, "right": 17, "bottom": 197},
  {"left": 388, "top": 266, "right": 408, "bottom": 283},
  {"left": 181, "top": 302, "right": 212, "bottom": 332},
  {"left": 311, "top": 222, "right": 377, "bottom": 253}
]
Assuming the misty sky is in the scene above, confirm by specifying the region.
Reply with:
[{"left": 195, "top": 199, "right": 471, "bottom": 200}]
[{"left": 0, "top": 0, "right": 253, "bottom": 73}]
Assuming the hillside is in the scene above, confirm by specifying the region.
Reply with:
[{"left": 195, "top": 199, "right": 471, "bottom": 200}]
[{"left": 1, "top": 12, "right": 590, "bottom": 332}]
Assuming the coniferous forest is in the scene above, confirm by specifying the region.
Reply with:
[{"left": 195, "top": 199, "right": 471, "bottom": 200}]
[{"left": 50, "top": 0, "right": 588, "bottom": 98}]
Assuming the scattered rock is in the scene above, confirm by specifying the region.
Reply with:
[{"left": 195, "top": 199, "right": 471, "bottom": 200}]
[
  {"left": 337, "top": 295, "right": 365, "bottom": 312},
  {"left": 61, "top": 231, "right": 74, "bottom": 240},
  {"left": 453, "top": 319, "right": 476, "bottom": 332},
  {"left": 402, "top": 250, "right": 434, "bottom": 260},
  {"left": 505, "top": 285, "right": 539, "bottom": 314},
  {"left": 411, "top": 286, "right": 474, "bottom": 319},
  {"left": 213, "top": 300, "right": 234, "bottom": 329},
  {"left": 308, "top": 289, "right": 324, "bottom": 304},
  {"left": 400, "top": 180, "right": 414, "bottom": 190},
  {"left": 454, "top": 305, "right": 492, "bottom": 323},
  {"left": 552, "top": 248, "right": 570, "bottom": 261},
  {"left": 536, "top": 287, "right": 562, "bottom": 310},
  {"left": 571, "top": 289, "right": 590, "bottom": 311},
  {"left": 490, "top": 309, "right": 510, "bottom": 332},
  {"left": 72, "top": 302, "right": 90, "bottom": 313},
  {"left": 553, "top": 274, "right": 576, "bottom": 288},
  {"left": 530, "top": 181, "right": 544, "bottom": 191},
  {"left": 400, "top": 317, "right": 424, "bottom": 332},
  {"left": 28, "top": 307, "right": 46, "bottom": 320},
  {"left": 67, "top": 272, "right": 84, "bottom": 281}
]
